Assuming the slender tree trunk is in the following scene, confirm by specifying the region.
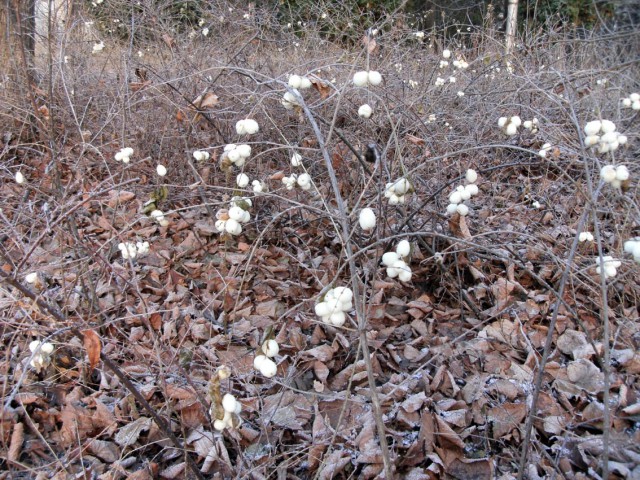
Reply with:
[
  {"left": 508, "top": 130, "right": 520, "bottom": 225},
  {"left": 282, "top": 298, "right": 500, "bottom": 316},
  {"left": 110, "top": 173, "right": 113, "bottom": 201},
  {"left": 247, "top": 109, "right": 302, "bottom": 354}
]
[{"left": 505, "top": 0, "right": 518, "bottom": 54}]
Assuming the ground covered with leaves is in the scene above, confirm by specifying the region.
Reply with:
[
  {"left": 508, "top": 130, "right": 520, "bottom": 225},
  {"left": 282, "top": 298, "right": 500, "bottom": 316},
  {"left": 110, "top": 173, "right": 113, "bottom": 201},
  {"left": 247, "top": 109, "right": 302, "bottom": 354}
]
[{"left": 1, "top": 2, "right": 640, "bottom": 479}]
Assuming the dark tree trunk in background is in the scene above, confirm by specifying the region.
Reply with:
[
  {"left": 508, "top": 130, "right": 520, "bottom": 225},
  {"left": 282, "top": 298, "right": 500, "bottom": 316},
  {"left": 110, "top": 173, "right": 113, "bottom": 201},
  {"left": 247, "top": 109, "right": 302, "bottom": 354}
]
[{"left": 6, "top": 0, "right": 36, "bottom": 58}]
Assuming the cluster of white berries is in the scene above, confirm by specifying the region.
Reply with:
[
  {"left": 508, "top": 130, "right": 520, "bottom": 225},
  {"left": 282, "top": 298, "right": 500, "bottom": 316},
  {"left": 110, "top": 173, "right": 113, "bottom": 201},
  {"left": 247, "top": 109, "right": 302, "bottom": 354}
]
[
  {"left": 523, "top": 118, "right": 539, "bottom": 134},
  {"left": 222, "top": 144, "right": 252, "bottom": 167},
  {"left": 621, "top": 93, "right": 640, "bottom": 110},
  {"left": 291, "top": 152, "right": 303, "bottom": 167},
  {"left": 358, "top": 208, "right": 376, "bottom": 231},
  {"left": 384, "top": 178, "right": 412, "bottom": 205},
  {"left": 579, "top": 231, "right": 594, "bottom": 242},
  {"left": 446, "top": 169, "right": 479, "bottom": 216},
  {"left": 235, "top": 119, "right": 259, "bottom": 135},
  {"left": 114, "top": 147, "right": 134, "bottom": 164},
  {"left": 118, "top": 241, "right": 149, "bottom": 260},
  {"left": 193, "top": 150, "right": 210, "bottom": 161},
  {"left": 498, "top": 116, "right": 522, "bottom": 136},
  {"left": 453, "top": 58, "right": 469, "bottom": 69},
  {"left": 288, "top": 74, "right": 312, "bottom": 90},
  {"left": 382, "top": 240, "right": 412, "bottom": 282},
  {"left": 235, "top": 173, "right": 266, "bottom": 193},
  {"left": 600, "top": 164, "right": 629, "bottom": 188},
  {"left": 193, "top": 150, "right": 210, "bottom": 162},
  {"left": 435, "top": 77, "right": 445, "bottom": 86},
  {"left": 29, "top": 340, "right": 54, "bottom": 373},
  {"left": 538, "top": 143, "right": 553, "bottom": 158},
  {"left": 92, "top": 41, "right": 105, "bottom": 54},
  {"left": 584, "top": 120, "right": 627, "bottom": 153},
  {"left": 215, "top": 197, "right": 252, "bottom": 236},
  {"left": 595, "top": 256, "right": 621, "bottom": 279},
  {"left": 624, "top": 238, "right": 640, "bottom": 264},
  {"left": 353, "top": 70, "right": 382, "bottom": 87},
  {"left": 314, "top": 286, "right": 353, "bottom": 327},
  {"left": 282, "top": 90, "right": 301, "bottom": 110},
  {"left": 150, "top": 209, "right": 169, "bottom": 227},
  {"left": 213, "top": 393, "right": 243, "bottom": 431},
  {"left": 282, "top": 173, "right": 312, "bottom": 191},
  {"left": 358, "top": 104, "right": 373, "bottom": 119},
  {"left": 253, "top": 339, "right": 279, "bottom": 378}
]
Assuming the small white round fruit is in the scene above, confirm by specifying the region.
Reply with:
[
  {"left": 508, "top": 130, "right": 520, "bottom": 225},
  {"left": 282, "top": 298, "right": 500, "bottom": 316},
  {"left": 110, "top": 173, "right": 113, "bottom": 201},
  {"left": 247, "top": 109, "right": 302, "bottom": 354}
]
[
  {"left": 263, "top": 339, "right": 279, "bottom": 358},
  {"left": 227, "top": 149, "right": 241, "bottom": 163},
  {"left": 288, "top": 74, "right": 302, "bottom": 89},
  {"left": 456, "top": 204, "right": 469, "bottom": 216},
  {"left": 213, "top": 419, "right": 227, "bottom": 431},
  {"left": 328, "top": 311, "right": 346, "bottom": 327},
  {"left": 222, "top": 394, "right": 237, "bottom": 413},
  {"left": 368, "top": 71, "right": 382, "bottom": 86},
  {"left": 584, "top": 120, "right": 601, "bottom": 136},
  {"left": 398, "top": 268, "right": 412, "bottom": 282},
  {"left": 359, "top": 208, "right": 376, "bottom": 230},
  {"left": 382, "top": 252, "right": 400, "bottom": 267},
  {"left": 315, "top": 301, "right": 330, "bottom": 317},
  {"left": 236, "top": 173, "right": 250, "bottom": 188},
  {"left": 396, "top": 240, "right": 411, "bottom": 258},
  {"left": 353, "top": 71, "right": 369, "bottom": 87},
  {"left": 259, "top": 357, "right": 277, "bottom": 377},
  {"left": 254, "top": 354, "right": 267, "bottom": 370},
  {"left": 465, "top": 169, "right": 478, "bottom": 184},
  {"left": 237, "top": 144, "right": 251, "bottom": 158},
  {"left": 228, "top": 206, "right": 245, "bottom": 222},
  {"left": 358, "top": 104, "right": 373, "bottom": 119}
]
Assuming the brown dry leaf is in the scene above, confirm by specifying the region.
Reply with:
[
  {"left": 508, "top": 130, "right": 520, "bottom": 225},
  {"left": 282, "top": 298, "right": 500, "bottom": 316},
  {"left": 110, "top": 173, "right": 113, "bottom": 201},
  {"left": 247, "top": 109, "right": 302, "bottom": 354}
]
[
  {"left": 160, "top": 462, "right": 185, "bottom": 479},
  {"left": 192, "top": 92, "right": 219, "bottom": 109},
  {"left": 310, "top": 78, "right": 331, "bottom": 99},
  {"left": 161, "top": 33, "right": 175, "bottom": 49},
  {"left": 106, "top": 190, "right": 136, "bottom": 208},
  {"left": 87, "top": 439, "right": 120, "bottom": 463},
  {"left": 59, "top": 403, "right": 95, "bottom": 447},
  {"left": 305, "top": 344, "right": 335, "bottom": 362},
  {"left": 487, "top": 402, "right": 527, "bottom": 438},
  {"left": 362, "top": 34, "right": 378, "bottom": 54},
  {"left": 130, "top": 80, "right": 152, "bottom": 92},
  {"left": 446, "top": 456, "right": 493, "bottom": 480},
  {"left": 481, "top": 319, "right": 521, "bottom": 348},
  {"left": 489, "top": 278, "right": 518, "bottom": 310},
  {"left": 435, "top": 414, "right": 465, "bottom": 450},
  {"left": 114, "top": 417, "right": 152, "bottom": 447},
  {"left": 8, "top": 422, "right": 24, "bottom": 461},
  {"left": 83, "top": 329, "right": 101, "bottom": 373},
  {"left": 318, "top": 449, "right": 351, "bottom": 480},
  {"left": 566, "top": 359, "right": 604, "bottom": 393},
  {"left": 557, "top": 329, "right": 595, "bottom": 360},
  {"left": 405, "top": 134, "right": 425, "bottom": 146}
]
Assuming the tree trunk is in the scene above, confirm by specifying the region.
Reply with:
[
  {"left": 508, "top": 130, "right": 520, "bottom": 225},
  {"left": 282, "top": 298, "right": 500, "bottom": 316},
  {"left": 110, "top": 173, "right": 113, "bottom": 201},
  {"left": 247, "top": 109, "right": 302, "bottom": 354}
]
[{"left": 505, "top": 0, "right": 518, "bottom": 54}]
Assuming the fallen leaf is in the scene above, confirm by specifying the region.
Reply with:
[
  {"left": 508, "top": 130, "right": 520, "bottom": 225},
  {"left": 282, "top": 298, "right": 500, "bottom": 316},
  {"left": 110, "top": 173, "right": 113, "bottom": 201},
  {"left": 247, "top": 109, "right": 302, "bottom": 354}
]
[
  {"left": 87, "top": 439, "right": 120, "bottom": 462},
  {"left": 114, "top": 417, "right": 152, "bottom": 447},
  {"left": 8, "top": 422, "right": 23, "bottom": 461},
  {"left": 310, "top": 77, "right": 331, "bottom": 99},
  {"left": 83, "top": 329, "right": 101, "bottom": 373}
]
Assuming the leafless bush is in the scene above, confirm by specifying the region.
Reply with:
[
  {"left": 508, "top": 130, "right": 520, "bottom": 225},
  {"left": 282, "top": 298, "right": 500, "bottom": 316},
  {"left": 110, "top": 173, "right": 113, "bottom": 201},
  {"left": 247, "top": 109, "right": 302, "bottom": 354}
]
[{"left": 1, "top": 0, "right": 639, "bottom": 478}]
